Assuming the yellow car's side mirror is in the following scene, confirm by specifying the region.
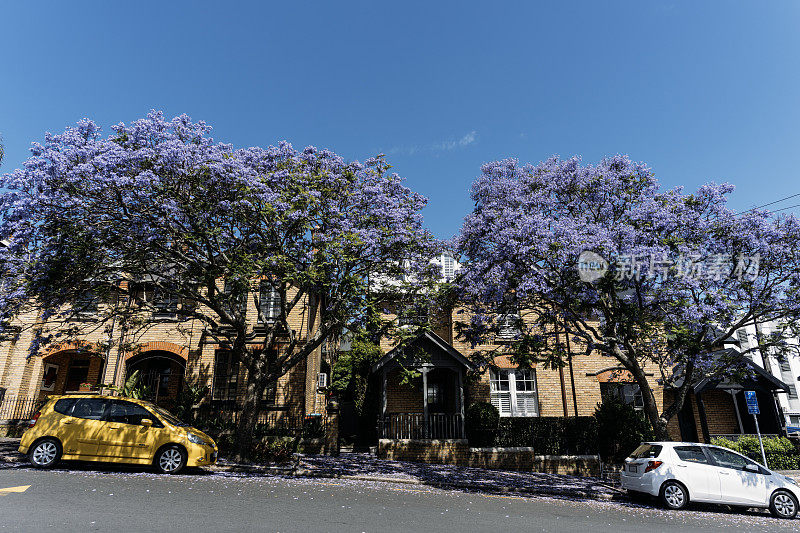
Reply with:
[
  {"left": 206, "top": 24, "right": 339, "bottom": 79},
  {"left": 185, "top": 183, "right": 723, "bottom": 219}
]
[{"left": 140, "top": 418, "right": 153, "bottom": 428}]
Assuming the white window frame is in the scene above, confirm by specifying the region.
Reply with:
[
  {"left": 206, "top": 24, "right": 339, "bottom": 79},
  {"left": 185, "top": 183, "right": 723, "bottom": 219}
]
[
  {"left": 490, "top": 369, "right": 539, "bottom": 417},
  {"left": 259, "top": 281, "right": 281, "bottom": 323}
]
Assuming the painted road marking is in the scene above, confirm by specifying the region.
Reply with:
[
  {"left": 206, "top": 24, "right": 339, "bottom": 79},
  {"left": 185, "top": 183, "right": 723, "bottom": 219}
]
[{"left": 0, "top": 485, "right": 30, "bottom": 496}]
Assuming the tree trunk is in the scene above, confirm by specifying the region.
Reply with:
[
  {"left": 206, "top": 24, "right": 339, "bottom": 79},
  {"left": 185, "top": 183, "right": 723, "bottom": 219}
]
[
  {"left": 629, "top": 364, "right": 671, "bottom": 441},
  {"left": 233, "top": 365, "right": 269, "bottom": 463}
]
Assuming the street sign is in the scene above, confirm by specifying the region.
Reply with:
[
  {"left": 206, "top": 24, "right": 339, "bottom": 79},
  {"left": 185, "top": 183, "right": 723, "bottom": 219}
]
[
  {"left": 744, "top": 390, "right": 768, "bottom": 468},
  {"left": 745, "top": 390, "right": 759, "bottom": 415}
]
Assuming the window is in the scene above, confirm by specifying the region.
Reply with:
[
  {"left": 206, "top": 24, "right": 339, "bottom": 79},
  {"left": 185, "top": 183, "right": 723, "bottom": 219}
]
[
  {"left": 707, "top": 447, "right": 759, "bottom": 471},
  {"left": 259, "top": 281, "right": 281, "bottom": 322},
  {"left": 440, "top": 253, "right": 457, "bottom": 281},
  {"left": 427, "top": 383, "right": 442, "bottom": 407},
  {"left": 629, "top": 444, "right": 662, "bottom": 459},
  {"left": 398, "top": 303, "right": 428, "bottom": 327},
  {"left": 736, "top": 329, "right": 748, "bottom": 348},
  {"left": 490, "top": 369, "right": 539, "bottom": 417},
  {"left": 136, "top": 284, "right": 178, "bottom": 319},
  {"left": 152, "top": 288, "right": 178, "bottom": 319},
  {"left": 788, "top": 385, "right": 798, "bottom": 400},
  {"left": 74, "top": 291, "right": 99, "bottom": 316},
  {"left": 106, "top": 400, "right": 160, "bottom": 426},
  {"left": 779, "top": 359, "right": 791, "bottom": 373},
  {"left": 53, "top": 398, "right": 77, "bottom": 415},
  {"left": 496, "top": 314, "right": 521, "bottom": 340},
  {"left": 224, "top": 280, "right": 248, "bottom": 319},
  {"left": 65, "top": 359, "right": 90, "bottom": 392},
  {"left": 674, "top": 446, "right": 710, "bottom": 464},
  {"left": 70, "top": 398, "right": 106, "bottom": 420},
  {"left": 212, "top": 351, "right": 239, "bottom": 401},
  {"left": 601, "top": 382, "right": 644, "bottom": 410},
  {"left": 790, "top": 415, "right": 800, "bottom": 425}
]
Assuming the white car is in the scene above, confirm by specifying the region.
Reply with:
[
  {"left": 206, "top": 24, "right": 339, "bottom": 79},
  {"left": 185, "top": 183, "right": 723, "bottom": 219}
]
[{"left": 620, "top": 441, "right": 800, "bottom": 519}]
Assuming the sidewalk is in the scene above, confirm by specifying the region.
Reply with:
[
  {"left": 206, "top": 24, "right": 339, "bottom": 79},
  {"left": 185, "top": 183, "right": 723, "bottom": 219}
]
[
  {"left": 0, "top": 438, "right": 23, "bottom": 465},
  {"left": 292, "top": 453, "right": 623, "bottom": 500}
]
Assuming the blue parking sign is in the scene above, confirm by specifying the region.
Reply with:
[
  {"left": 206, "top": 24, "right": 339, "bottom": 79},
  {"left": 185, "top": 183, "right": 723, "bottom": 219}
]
[{"left": 745, "top": 390, "right": 759, "bottom": 415}]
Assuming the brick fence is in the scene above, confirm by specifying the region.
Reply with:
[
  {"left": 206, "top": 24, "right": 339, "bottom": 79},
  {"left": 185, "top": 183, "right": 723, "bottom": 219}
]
[{"left": 377, "top": 439, "right": 601, "bottom": 476}]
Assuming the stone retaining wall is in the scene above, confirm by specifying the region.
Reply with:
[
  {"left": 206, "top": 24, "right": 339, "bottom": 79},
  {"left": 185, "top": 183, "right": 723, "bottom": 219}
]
[{"left": 377, "top": 439, "right": 601, "bottom": 476}]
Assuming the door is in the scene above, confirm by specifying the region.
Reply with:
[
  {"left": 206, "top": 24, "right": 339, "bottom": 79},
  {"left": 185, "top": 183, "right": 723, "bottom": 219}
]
[
  {"left": 671, "top": 446, "right": 721, "bottom": 502},
  {"left": 677, "top": 402, "right": 698, "bottom": 442},
  {"left": 705, "top": 447, "right": 769, "bottom": 506},
  {"left": 97, "top": 400, "right": 162, "bottom": 460},
  {"left": 58, "top": 398, "right": 107, "bottom": 457}
]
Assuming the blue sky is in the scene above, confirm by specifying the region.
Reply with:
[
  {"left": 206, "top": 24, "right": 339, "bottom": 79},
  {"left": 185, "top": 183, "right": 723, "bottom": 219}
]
[{"left": 1, "top": 1, "right": 799, "bottom": 238}]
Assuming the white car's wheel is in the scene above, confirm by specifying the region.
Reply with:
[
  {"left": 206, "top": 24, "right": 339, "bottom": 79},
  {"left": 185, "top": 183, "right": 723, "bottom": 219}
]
[
  {"left": 769, "top": 490, "right": 798, "bottom": 519},
  {"left": 28, "top": 438, "right": 61, "bottom": 469},
  {"left": 660, "top": 481, "right": 689, "bottom": 510},
  {"left": 155, "top": 445, "right": 186, "bottom": 474}
]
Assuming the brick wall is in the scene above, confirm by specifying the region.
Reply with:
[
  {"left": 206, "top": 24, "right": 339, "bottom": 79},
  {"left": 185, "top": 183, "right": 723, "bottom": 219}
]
[
  {"left": 377, "top": 439, "right": 601, "bottom": 476},
  {"left": 385, "top": 368, "right": 423, "bottom": 413}
]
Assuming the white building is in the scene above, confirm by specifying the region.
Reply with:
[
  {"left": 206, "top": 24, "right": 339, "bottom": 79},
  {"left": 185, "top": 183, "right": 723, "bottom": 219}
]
[{"left": 729, "top": 321, "right": 800, "bottom": 433}]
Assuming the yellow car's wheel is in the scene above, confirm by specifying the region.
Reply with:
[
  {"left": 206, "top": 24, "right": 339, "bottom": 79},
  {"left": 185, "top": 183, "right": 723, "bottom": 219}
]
[
  {"left": 28, "top": 438, "right": 61, "bottom": 469},
  {"left": 155, "top": 445, "right": 186, "bottom": 474}
]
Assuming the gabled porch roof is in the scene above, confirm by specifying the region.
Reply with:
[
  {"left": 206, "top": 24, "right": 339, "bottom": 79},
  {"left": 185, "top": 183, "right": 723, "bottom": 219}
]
[
  {"left": 693, "top": 348, "right": 790, "bottom": 394},
  {"left": 371, "top": 330, "right": 477, "bottom": 374}
]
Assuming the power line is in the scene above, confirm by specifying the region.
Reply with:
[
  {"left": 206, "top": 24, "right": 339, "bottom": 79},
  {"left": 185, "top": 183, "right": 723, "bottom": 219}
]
[
  {"left": 767, "top": 202, "right": 800, "bottom": 214},
  {"left": 739, "top": 192, "right": 800, "bottom": 214}
]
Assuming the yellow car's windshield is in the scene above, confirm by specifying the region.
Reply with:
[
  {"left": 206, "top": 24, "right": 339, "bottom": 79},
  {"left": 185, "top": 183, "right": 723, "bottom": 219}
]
[{"left": 146, "top": 403, "right": 189, "bottom": 427}]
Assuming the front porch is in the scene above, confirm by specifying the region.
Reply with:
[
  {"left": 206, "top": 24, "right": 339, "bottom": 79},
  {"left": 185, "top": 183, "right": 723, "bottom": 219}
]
[{"left": 372, "top": 331, "right": 476, "bottom": 441}]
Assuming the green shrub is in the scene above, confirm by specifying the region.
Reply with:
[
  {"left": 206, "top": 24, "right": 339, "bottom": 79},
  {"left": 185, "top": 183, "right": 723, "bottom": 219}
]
[
  {"left": 465, "top": 401, "right": 499, "bottom": 447},
  {"left": 494, "top": 416, "right": 598, "bottom": 455},
  {"left": 594, "top": 397, "right": 653, "bottom": 463},
  {"left": 710, "top": 436, "right": 800, "bottom": 470},
  {"left": 248, "top": 437, "right": 295, "bottom": 464}
]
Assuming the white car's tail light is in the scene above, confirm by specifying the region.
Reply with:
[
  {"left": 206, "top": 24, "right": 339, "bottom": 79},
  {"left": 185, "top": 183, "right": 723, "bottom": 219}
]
[{"left": 644, "top": 460, "right": 663, "bottom": 473}]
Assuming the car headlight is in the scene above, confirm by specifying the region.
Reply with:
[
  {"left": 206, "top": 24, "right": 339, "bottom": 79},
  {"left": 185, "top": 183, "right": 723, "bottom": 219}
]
[
  {"left": 784, "top": 475, "right": 799, "bottom": 486},
  {"left": 187, "top": 432, "right": 205, "bottom": 445}
]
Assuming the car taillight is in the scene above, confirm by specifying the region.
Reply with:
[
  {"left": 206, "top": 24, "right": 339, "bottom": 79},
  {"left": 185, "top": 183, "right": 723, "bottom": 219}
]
[
  {"left": 28, "top": 411, "right": 41, "bottom": 428},
  {"left": 644, "top": 460, "right": 663, "bottom": 473}
]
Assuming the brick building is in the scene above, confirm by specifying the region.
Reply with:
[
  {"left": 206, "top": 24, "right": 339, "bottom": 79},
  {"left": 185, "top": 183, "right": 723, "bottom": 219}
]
[
  {"left": 0, "top": 251, "right": 790, "bottom": 449},
  {"left": 0, "top": 279, "right": 327, "bottom": 430}
]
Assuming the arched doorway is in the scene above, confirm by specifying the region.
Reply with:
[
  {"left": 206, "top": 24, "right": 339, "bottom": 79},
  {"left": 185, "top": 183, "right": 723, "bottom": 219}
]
[
  {"left": 40, "top": 347, "right": 105, "bottom": 397},
  {"left": 125, "top": 351, "right": 186, "bottom": 409}
]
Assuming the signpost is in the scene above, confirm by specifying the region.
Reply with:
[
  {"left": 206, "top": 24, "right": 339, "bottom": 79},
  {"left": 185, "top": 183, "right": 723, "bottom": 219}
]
[{"left": 744, "top": 390, "right": 768, "bottom": 468}]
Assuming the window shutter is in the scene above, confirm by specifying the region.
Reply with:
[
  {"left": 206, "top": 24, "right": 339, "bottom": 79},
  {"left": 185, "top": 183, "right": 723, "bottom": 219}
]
[
  {"left": 491, "top": 392, "right": 512, "bottom": 416},
  {"left": 515, "top": 392, "right": 538, "bottom": 416},
  {"left": 737, "top": 329, "right": 748, "bottom": 347}
]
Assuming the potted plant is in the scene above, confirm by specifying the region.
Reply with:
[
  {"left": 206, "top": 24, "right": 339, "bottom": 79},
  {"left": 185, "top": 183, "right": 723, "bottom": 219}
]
[{"left": 78, "top": 382, "right": 94, "bottom": 392}]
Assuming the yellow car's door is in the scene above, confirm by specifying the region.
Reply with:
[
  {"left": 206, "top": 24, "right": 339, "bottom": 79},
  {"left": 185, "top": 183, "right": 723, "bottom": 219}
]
[
  {"left": 58, "top": 398, "right": 107, "bottom": 457},
  {"left": 97, "top": 399, "right": 160, "bottom": 460}
]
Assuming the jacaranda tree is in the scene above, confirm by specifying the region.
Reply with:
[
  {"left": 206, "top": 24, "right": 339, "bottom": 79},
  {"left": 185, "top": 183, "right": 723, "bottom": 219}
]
[
  {"left": 0, "top": 111, "right": 435, "bottom": 459},
  {"left": 455, "top": 155, "right": 800, "bottom": 440}
]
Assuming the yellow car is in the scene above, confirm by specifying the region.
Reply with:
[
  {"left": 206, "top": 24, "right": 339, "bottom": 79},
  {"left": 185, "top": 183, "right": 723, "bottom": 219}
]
[{"left": 19, "top": 394, "right": 217, "bottom": 474}]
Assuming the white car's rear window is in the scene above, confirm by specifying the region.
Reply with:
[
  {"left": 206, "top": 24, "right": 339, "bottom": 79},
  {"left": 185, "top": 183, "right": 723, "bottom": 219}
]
[{"left": 629, "top": 444, "right": 663, "bottom": 459}]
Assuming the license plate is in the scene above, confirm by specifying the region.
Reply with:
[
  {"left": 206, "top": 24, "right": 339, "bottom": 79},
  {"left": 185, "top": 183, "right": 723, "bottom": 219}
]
[{"left": 629, "top": 465, "right": 638, "bottom": 473}]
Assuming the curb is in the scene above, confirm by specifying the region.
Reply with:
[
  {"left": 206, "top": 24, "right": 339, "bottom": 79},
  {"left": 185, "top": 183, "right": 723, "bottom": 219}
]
[{"left": 209, "top": 463, "right": 296, "bottom": 475}]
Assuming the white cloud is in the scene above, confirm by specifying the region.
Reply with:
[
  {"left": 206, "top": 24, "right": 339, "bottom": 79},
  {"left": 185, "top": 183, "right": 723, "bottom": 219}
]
[{"left": 385, "top": 130, "right": 478, "bottom": 156}]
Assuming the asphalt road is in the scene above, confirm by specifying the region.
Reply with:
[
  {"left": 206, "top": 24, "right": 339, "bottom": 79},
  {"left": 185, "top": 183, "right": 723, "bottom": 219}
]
[{"left": 0, "top": 463, "right": 796, "bottom": 532}]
